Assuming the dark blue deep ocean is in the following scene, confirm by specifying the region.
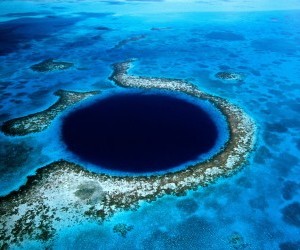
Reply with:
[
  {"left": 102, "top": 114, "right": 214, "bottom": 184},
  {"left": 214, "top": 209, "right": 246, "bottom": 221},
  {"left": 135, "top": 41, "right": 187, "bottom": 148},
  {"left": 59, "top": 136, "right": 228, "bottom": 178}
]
[
  {"left": 0, "top": 0, "right": 300, "bottom": 249},
  {"left": 62, "top": 91, "right": 219, "bottom": 173}
]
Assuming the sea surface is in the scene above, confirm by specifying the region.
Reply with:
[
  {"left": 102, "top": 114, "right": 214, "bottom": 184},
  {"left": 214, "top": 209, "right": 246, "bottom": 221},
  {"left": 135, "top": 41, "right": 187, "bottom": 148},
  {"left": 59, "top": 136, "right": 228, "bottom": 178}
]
[{"left": 0, "top": 0, "right": 300, "bottom": 249}]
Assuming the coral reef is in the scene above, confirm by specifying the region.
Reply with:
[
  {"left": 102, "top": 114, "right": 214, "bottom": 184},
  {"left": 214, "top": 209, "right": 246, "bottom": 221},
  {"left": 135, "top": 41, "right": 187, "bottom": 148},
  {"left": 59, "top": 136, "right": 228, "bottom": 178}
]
[
  {"left": 228, "top": 232, "right": 249, "bottom": 249},
  {"left": 1, "top": 90, "right": 100, "bottom": 136},
  {"left": 281, "top": 202, "right": 300, "bottom": 227},
  {"left": 74, "top": 181, "right": 105, "bottom": 205},
  {"left": 215, "top": 72, "right": 244, "bottom": 81},
  {"left": 113, "top": 223, "right": 134, "bottom": 237},
  {"left": 30, "top": 59, "right": 74, "bottom": 72},
  {"left": 112, "top": 35, "right": 146, "bottom": 49},
  {"left": 0, "top": 60, "right": 256, "bottom": 246}
]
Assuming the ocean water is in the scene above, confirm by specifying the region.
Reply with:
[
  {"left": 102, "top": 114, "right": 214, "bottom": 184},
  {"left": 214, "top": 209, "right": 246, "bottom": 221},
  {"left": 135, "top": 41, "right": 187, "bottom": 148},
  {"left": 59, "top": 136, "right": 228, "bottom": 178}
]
[
  {"left": 61, "top": 91, "right": 222, "bottom": 173},
  {"left": 0, "top": 0, "right": 300, "bottom": 249}
]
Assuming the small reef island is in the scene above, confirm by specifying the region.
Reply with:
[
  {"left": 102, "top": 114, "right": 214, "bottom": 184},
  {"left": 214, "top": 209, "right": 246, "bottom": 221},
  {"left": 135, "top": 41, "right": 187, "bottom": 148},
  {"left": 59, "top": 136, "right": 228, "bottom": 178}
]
[
  {"left": 30, "top": 59, "right": 74, "bottom": 72},
  {"left": 0, "top": 60, "right": 256, "bottom": 247}
]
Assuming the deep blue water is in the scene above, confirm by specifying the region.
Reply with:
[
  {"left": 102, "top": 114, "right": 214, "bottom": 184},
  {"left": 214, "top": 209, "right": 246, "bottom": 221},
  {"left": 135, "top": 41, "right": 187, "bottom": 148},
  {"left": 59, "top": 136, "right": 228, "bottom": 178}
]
[
  {"left": 0, "top": 0, "right": 300, "bottom": 249},
  {"left": 62, "top": 91, "right": 219, "bottom": 173}
]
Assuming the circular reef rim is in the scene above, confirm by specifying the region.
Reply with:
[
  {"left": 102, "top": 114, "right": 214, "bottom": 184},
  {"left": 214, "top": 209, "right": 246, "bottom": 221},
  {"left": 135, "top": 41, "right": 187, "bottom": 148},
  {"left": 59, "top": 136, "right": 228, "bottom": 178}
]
[{"left": 0, "top": 59, "right": 256, "bottom": 247}]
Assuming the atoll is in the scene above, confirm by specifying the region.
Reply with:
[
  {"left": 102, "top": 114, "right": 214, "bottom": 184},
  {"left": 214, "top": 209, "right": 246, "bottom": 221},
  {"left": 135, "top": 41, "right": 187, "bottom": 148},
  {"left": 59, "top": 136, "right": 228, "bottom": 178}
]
[
  {"left": 1, "top": 90, "right": 100, "bottom": 136},
  {"left": 30, "top": 59, "right": 74, "bottom": 72},
  {"left": 0, "top": 60, "right": 256, "bottom": 247}
]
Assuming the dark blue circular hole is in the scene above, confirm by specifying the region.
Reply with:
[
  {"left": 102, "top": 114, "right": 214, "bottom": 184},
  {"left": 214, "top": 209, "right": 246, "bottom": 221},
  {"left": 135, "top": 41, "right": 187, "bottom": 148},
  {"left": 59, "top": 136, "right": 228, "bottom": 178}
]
[{"left": 61, "top": 91, "right": 219, "bottom": 173}]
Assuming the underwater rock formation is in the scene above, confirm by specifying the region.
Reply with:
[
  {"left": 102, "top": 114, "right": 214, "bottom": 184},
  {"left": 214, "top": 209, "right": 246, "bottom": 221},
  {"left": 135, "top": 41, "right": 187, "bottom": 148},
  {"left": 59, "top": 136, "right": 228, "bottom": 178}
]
[
  {"left": 30, "top": 59, "right": 74, "bottom": 72},
  {"left": 0, "top": 60, "right": 256, "bottom": 246},
  {"left": 1, "top": 90, "right": 100, "bottom": 136}
]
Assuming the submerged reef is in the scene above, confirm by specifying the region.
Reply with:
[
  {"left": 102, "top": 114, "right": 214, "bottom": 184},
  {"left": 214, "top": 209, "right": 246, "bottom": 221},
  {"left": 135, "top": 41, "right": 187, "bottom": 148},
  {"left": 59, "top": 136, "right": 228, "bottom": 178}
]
[
  {"left": 0, "top": 60, "right": 256, "bottom": 246},
  {"left": 113, "top": 223, "right": 134, "bottom": 237},
  {"left": 215, "top": 72, "right": 244, "bottom": 81},
  {"left": 1, "top": 90, "right": 100, "bottom": 136},
  {"left": 30, "top": 59, "right": 74, "bottom": 72},
  {"left": 112, "top": 35, "right": 146, "bottom": 49},
  {"left": 228, "top": 232, "right": 249, "bottom": 249},
  {"left": 281, "top": 202, "right": 300, "bottom": 227}
]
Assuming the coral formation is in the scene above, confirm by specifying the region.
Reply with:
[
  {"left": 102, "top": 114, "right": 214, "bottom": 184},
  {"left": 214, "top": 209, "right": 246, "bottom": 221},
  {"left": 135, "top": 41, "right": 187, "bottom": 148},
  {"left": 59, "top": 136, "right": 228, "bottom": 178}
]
[
  {"left": 30, "top": 59, "right": 74, "bottom": 72},
  {"left": 0, "top": 60, "right": 256, "bottom": 246},
  {"left": 281, "top": 202, "right": 300, "bottom": 227},
  {"left": 1, "top": 90, "right": 100, "bottom": 136},
  {"left": 215, "top": 72, "right": 244, "bottom": 81},
  {"left": 112, "top": 35, "right": 146, "bottom": 49},
  {"left": 228, "top": 232, "right": 249, "bottom": 249},
  {"left": 113, "top": 223, "right": 134, "bottom": 237}
]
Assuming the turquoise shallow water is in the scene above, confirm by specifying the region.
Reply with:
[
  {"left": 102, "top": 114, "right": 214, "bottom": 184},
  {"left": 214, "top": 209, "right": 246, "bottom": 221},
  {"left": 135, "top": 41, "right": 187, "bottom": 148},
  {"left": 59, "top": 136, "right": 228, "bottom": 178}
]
[{"left": 0, "top": 0, "right": 300, "bottom": 249}]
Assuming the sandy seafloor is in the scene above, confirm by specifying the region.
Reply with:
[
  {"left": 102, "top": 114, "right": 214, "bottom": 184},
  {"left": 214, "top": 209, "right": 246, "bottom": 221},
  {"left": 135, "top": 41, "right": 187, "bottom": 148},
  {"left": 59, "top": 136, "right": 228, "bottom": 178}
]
[{"left": 0, "top": 0, "right": 300, "bottom": 249}]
